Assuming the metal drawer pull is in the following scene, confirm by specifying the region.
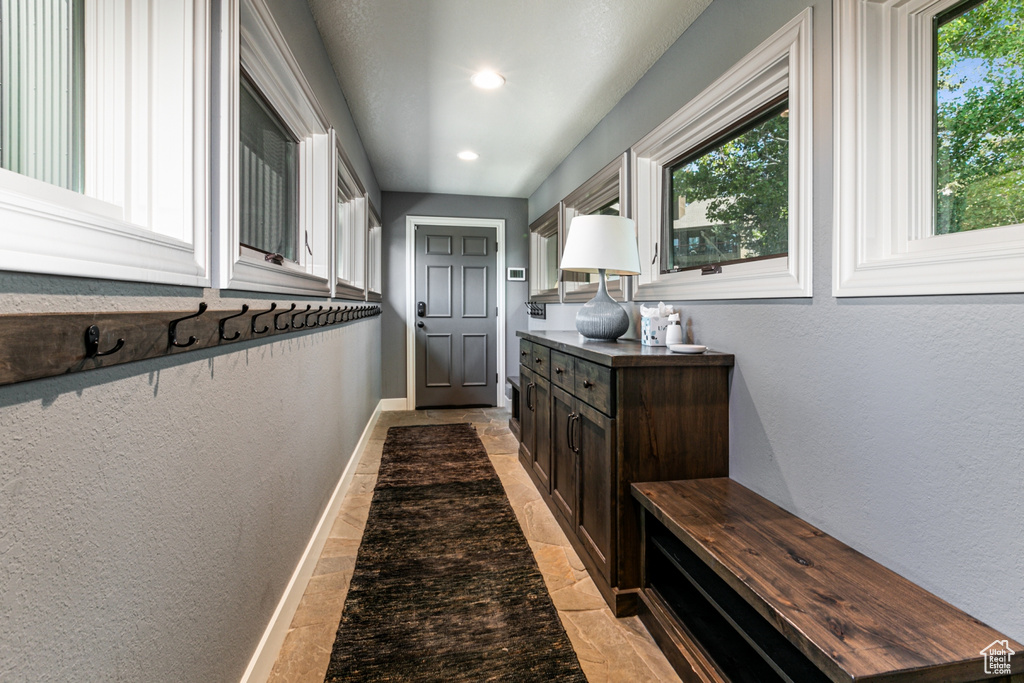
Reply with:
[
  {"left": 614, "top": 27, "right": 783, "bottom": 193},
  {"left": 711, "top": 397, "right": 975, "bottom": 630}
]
[
  {"left": 583, "top": 379, "right": 593, "bottom": 389},
  {"left": 555, "top": 367, "right": 563, "bottom": 374},
  {"left": 521, "top": 349, "right": 528, "bottom": 356},
  {"left": 572, "top": 414, "right": 581, "bottom": 453},
  {"left": 567, "top": 412, "right": 575, "bottom": 451},
  {"left": 535, "top": 357, "right": 543, "bottom": 364}
]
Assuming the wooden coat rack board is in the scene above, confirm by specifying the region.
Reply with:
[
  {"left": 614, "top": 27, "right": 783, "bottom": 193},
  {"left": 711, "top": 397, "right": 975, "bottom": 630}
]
[{"left": 0, "top": 302, "right": 381, "bottom": 388}]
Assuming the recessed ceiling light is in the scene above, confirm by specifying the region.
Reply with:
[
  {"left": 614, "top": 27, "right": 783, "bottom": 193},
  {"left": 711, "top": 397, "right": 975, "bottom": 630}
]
[
  {"left": 471, "top": 70, "right": 505, "bottom": 89},
  {"left": 457, "top": 150, "right": 479, "bottom": 161}
]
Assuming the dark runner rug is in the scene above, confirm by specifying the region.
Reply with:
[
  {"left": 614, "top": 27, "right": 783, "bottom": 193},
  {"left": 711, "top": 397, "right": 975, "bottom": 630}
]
[{"left": 324, "top": 423, "right": 587, "bottom": 682}]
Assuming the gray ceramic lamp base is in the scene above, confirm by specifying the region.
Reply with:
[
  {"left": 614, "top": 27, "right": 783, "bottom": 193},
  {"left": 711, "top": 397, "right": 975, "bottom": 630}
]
[{"left": 575, "top": 269, "right": 629, "bottom": 340}]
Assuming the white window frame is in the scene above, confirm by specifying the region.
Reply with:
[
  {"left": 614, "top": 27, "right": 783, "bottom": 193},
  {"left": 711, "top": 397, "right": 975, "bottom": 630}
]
[
  {"left": 366, "top": 201, "right": 382, "bottom": 301},
  {"left": 529, "top": 204, "right": 562, "bottom": 303},
  {"left": 214, "top": 0, "right": 332, "bottom": 296},
  {"left": 0, "top": 0, "right": 211, "bottom": 287},
  {"left": 334, "top": 143, "right": 367, "bottom": 300},
  {"left": 631, "top": 8, "right": 813, "bottom": 301},
  {"left": 833, "top": 0, "right": 1024, "bottom": 296},
  {"left": 562, "top": 154, "right": 629, "bottom": 302}
]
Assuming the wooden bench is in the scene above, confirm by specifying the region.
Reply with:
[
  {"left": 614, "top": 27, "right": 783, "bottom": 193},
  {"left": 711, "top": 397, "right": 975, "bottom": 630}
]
[{"left": 632, "top": 478, "right": 1023, "bottom": 683}]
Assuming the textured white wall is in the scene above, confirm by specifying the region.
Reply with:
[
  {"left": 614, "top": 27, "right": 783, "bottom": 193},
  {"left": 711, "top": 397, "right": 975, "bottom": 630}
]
[
  {"left": 0, "top": 275, "right": 381, "bottom": 681},
  {"left": 527, "top": 0, "right": 1024, "bottom": 641},
  {"left": 0, "top": 1, "right": 385, "bottom": 678}
]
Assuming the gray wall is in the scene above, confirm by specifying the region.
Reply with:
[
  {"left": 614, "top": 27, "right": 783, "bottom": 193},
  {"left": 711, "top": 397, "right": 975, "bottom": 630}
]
[
  {"left": 0, "top": 3, "right": 383, "bottom": 680},
  {"left": 529, "top": 0, "right": 1024, "bottom": 641},
  {"left": 381, "top": 192, "right": 529, "bottom": 401}
]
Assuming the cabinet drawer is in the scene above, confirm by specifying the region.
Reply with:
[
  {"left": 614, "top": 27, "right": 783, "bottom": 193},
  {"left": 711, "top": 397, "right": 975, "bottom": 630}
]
[
  {"left": 575, "top": 358, "right": 613, "bottom": 415},
  {"left": 531, "top": 344, "right": 551, "bottom": 379},
  {"left": 519, "top": 339, "right": 533, "bottom": 367},
  {"left": 550, "top": 350, "right": 575, "bottom": 391}
]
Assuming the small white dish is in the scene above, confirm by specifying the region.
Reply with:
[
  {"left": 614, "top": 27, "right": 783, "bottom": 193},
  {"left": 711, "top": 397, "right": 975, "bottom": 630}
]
[{"left": 668, "top": 344, "right": 706, "bottom": 354}]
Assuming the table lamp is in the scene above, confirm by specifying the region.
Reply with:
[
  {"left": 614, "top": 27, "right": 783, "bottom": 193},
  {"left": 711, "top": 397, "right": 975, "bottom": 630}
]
[{"left": 559, "top": 214, "right": 641, "bottom": 340}]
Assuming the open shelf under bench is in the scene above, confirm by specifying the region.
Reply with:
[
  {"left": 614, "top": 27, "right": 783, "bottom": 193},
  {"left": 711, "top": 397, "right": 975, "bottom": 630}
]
[{"left": 632, "top": 478, "right": 1023, "bottom": 683}]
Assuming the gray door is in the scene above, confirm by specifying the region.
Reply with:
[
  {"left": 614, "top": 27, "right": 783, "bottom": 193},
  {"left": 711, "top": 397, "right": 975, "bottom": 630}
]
[{"left": 414, "top": 223, "right": 497, "bottom": 408}]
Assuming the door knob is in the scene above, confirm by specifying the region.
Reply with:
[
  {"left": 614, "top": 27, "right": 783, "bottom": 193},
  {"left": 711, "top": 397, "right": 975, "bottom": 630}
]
[{"left": 417, "top": 321, "right": 424, "bottom": 328}]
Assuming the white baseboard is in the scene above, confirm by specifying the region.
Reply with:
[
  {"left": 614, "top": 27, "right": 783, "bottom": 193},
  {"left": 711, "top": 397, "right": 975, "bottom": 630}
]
[
  {"left": 239, "top": 399, "right": 383, "bottom": 683},
  {"left": 379, "top": 397, "right": 409, "bottom": 411}
]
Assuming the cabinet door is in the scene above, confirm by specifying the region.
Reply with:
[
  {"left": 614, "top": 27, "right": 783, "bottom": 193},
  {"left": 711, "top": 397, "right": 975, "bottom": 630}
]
[
  {"left": 550, "top": 385, "right": 577, "bottom": 526},
  {"left": 576, "top": 400, "right": 614, "bottom": 581},
  {"left": 531, "top": 374, "right": 552, "bottom": 491},
  {"left": 519, "top": 365, "right": 535, "bottom": 471}
]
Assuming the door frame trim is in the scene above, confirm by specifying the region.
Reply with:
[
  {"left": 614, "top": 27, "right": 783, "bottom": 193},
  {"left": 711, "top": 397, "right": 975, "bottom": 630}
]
[{"left": 405, "top": 215, "right": 506, "bottom": 410}]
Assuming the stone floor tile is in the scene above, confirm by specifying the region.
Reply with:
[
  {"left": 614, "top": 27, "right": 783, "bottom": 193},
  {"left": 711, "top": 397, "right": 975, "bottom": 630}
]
[
  {"left": 312, "top": 553, "right": 357, "bottom": 578},
  {"left": 548, "top": 577, "right": 608, "bottom": 612},
  {"left": 305, "top": 568, "right": 354, "bottom": 595},
  {"left": 519, "top": 498, "right": 570, "bottom": 547},
  {"left": 290, "top": 589, "right": 347, "bottom": 629},
  {"left": 318, "top": 536, "right": 360, "bottom": 558},
  {"left": 266, "top": 621, "right": 337, "bottom": 683}
]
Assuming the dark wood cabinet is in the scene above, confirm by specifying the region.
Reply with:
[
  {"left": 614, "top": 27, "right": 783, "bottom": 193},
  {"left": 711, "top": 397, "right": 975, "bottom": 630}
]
[
  {"left": 575, "top": 399, "right": 614, "bottom": 582},
  {"left": 518, "top": 357, "right": 551, "bottom": 492},
  {"left": 550, "top": 385, "right": 576, "bottom": 524},
  {"left": 518, "top": 365, "right": 535, "bottom": 471},
  {"left": 514, "top": 331, "right": 734, "bottom": 616},
  {"left": 531, "top": 374, "right": 551, "bottom": 489}
]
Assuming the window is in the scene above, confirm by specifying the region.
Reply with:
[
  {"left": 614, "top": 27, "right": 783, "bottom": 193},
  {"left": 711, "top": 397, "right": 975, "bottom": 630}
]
[
  {"left": 0, "top": 0, "right": 211, "bottom": 286},
  {"left": 529, "top": 204, "right": 561, "bottom": 302},
  {"left": 239, "top": 76, "right": 298, "bottom": 262},
  {"left": 335, "top": 145, "right": 366, "bottom": 299},
  {"left": 632, "top": 8, "right": 812, "bottom": 300},
  {"left": 665, "top": 101, "right": 789, "bottom": 273},
  {"left": 367, "top": 202, "right": 382, "bottom": 301},
  {"left": 834, "top": 0, "right": 1024, "bottom": 296},
  {"left": 562, "top": 154, "right": 628, "bottom": 302},
  {"left": 935, "top": 0, "right": 1024, "bottom": 236},
  {"left": 216, "top": 0, "right": 332, "bottom": 295},
  {"left": 1, "top": 0, "right": 85, "bottom": 192}
]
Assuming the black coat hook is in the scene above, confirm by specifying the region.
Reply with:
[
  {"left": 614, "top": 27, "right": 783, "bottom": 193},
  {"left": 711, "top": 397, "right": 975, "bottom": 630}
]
[
  {"left": 274, "top": 303, "right": 296, "bottom": 331},
  {"left": 169, "top": 303, "right": 208, "bottom": 348},
  {"left": 319, "top": 307, "right": 335, "bottom": 326},
  {"left": 251, "top": 303, "right": 277, "bottom": 335},
  {"left": 341, "top": 307, "right": 351, "bottom": 322},
  {"left": 291, "top": 304, "right": 312, "bottom": 329},
  {"left": 218, "top": 304, "right": 250, "bottom": 341},
  {"left": 84, "top": 325, "right": 125, "bottom": 359},
  {"left": 304, "top": 305, "right": 324, "bottom": 328}
]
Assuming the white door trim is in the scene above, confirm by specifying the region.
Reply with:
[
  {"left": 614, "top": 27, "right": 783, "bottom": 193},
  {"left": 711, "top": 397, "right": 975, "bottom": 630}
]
[{"left": 405, "top": 215, "right": 506, "bottom": 410}]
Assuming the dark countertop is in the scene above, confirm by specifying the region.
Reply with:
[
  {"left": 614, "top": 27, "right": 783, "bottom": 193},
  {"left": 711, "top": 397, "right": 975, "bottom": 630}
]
[{"left": 517, "top": 330, "right": 734, "bottom": 368}]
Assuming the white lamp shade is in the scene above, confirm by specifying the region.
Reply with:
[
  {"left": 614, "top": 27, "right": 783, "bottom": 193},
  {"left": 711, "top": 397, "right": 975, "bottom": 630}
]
[{"left": 560, "top": 215, "right": 641, "bottom": 275}]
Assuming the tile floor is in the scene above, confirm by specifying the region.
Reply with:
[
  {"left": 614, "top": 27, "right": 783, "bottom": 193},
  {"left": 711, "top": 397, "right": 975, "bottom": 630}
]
[{"left": 267, "top": 407, "right": 680, "bottom": 683}]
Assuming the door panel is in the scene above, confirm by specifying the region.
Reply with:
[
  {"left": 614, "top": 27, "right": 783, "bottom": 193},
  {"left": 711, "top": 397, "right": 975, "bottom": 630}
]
[
  {"left": 551, "top": 386, "right": 577, "bottom": 525},
  {"left": 426, "top": 264, "right": 452, "bottom": 317},
  {"left": 532, "top": 374, "right": 552, "bottom": 492},
  {"left": 577, "top": 400, "right": 614, "bottom": 581},
  {"left": 462, "top": 235, "right": 488, "bottom": 256},
  {"left": 426, "top": 235, "right": 452, "bottom": 254},
  {"left": 425, "top": 334, "right": 452, "bottom": 387},
  {"left": 462, "top": 334, "right": 488, "bottom": 386},
  {"left": 461, "top": 266, "right": 488, "bottom": 317},
  {"left": 415, "top": 224, "right": 497, "bottom": 407}
]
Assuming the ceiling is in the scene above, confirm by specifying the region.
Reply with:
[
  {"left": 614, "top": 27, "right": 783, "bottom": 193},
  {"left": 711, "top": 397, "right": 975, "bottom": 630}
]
[{"left": 306, "top": 0, "right": 712, "bottom": 198}]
